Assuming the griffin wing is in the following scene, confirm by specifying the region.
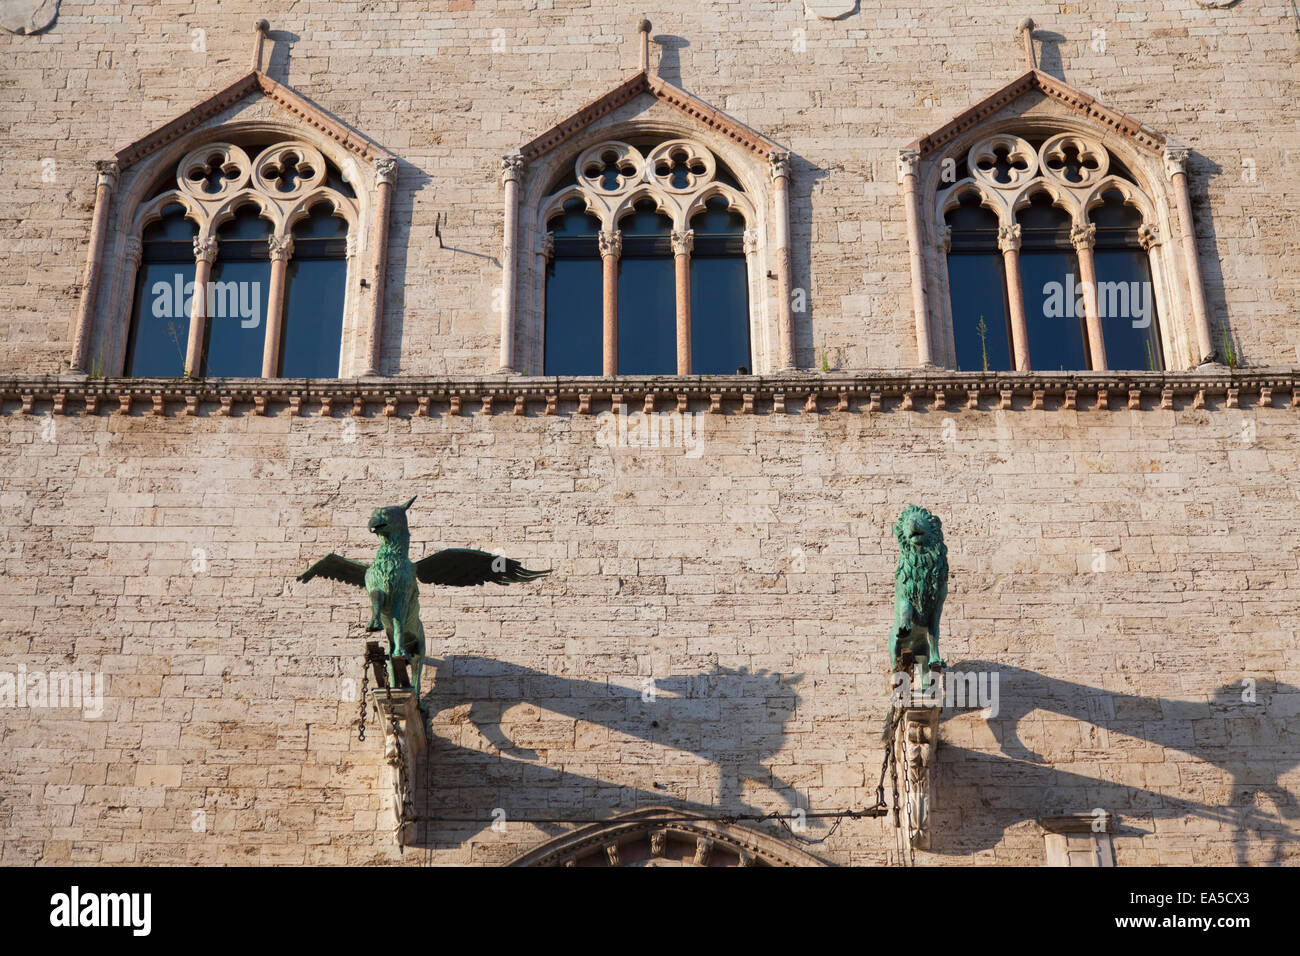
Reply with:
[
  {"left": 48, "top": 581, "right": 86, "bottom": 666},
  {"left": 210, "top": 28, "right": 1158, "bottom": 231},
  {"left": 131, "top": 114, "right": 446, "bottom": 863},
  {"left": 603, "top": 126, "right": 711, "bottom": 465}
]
[
  {"left": 415, "top": 548, "right": 552, "bottom": 586},
  {"left": 297, "top": 553, "right": 369, "bottom": 588}
]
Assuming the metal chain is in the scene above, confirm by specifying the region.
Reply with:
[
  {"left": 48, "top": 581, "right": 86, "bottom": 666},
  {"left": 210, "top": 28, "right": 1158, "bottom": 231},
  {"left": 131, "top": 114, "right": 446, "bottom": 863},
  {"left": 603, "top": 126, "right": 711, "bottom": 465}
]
[{"left": 356, "top": 655, "right": 370, "bottom": 742}]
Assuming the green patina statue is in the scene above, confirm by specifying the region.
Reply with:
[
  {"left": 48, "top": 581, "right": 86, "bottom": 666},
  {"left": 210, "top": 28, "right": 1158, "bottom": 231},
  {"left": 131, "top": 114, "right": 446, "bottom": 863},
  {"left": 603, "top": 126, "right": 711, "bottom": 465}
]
[
  {"left": 297, "top": 496, "right": 551, "bottom": 699},
  {"left": 887, "top": 504, "right": 948, "bottom": 694}
]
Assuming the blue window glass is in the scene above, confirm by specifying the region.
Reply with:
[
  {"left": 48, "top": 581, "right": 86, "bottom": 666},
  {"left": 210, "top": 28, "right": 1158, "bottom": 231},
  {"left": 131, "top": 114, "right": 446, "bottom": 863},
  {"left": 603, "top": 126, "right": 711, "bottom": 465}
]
[
  {"left": 280, "top": 204, "right": 348, "bottom": 377},
  {"left": 1091, "top": 190, "right": 1163, "bottom": 370},
  {"left": 945, "top": 193, "right": 1012, "bottom": 372},
  {"left": 202, "top": 204, "right": 271, "bottom": 377},
  {"left": 689, "top": 197, "right": 750, "bottom": 374},
  {"left": 1017, "top": 191, "right": 1090, "bottom": 371},
  {"left": 543, "top": 199, "right": 603, "bottom": 375},
  {"left": 125, "top": 204, "right": 197, "bottom": 377},
  {"left": 618, "top": 201, "right": 675, "bottom": 375}
]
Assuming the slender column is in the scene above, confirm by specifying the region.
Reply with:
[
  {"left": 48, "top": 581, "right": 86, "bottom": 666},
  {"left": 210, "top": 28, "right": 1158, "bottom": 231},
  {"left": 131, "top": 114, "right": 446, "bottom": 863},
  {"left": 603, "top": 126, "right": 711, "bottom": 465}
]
[
  {"left": 638, "top": 19, "right": 652, "bottom": 73},
  {"left": 498, "top": 153, "right": 523, "bottom": 373},
  {"left": 599, "top": 229, "right": 621, "bottom": 375},
  {"left": 1071, "top": 222, "right": 1107, "bottom": 371},
  {"left": 934, "top": 224, "right": 954, "bottom": 368},
  {"left": 70, "top": 160, "right": 119, "bottom": 373},
  {"left": 1138, "top": 222, "right": 1170, "bottom": 367},
  {"left": 1164, "top": 145, "right": 1214, "bottom": 364},
  {"left": 116, "top": 237, "right": 142, "bottom": 374},
  {"left": 671, "top": 228, "right": 693, "bottom": 374},
  {"left": 742, "top": 227, "right": 760, "bottom": 371},
  {"left": 261, "top": 235, "right": 294, "bottom": 377},
  {"left": 251, "top": 19, "right": 269, "bottom": 72},
  {"left": 770, "top": 150, "right": 796, "bottom": 369},
  {"left": 185, "top": 237, "right": 219, "bottom": 377},
  {"left": 898, "top": 148, "right": 934, "bottom": 367},
  {"left": 998, "top": 224, "right": 1031, "bottom": 371},
  {"left": 363, "top": 157, "right": 397, "bottom": 376},
  {"left": 537, "top": 233, "right": 554, "bottom": 369}
]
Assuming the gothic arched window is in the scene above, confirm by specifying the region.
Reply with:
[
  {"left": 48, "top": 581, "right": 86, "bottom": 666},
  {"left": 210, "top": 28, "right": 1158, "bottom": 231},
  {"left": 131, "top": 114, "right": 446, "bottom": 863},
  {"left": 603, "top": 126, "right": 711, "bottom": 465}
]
[
  {"left": 120, "top": 139, "right": 360, "bottom": 378},
  {"left": 932, "top": 131, "right": 1170, "bottom": 371},
  {"left": 535, "top": 137, "right": 759, "bottom": 376}
]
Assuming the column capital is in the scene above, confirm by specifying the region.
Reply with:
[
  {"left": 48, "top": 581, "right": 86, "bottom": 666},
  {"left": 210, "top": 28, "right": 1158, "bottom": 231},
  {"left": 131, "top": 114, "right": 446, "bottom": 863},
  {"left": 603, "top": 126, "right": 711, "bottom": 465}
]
[
  {"left": 769, "top": 149, "right": 791, "bottom": 182},
  {"left": 670, "top": 228, "right": 693, "bottom": 256},
  {"left": 540, "top": 232, "right": 555, "bottom": 261},
  {"left": 598, "top": 229, "right": 622, "bottom": 260},
  {"left": 94, "top": 160, "right": 119, "bottom": 191},
  {"left": 1163, "top": 144, "right": 1190, "bottom": 180},
  {"left": 375, "top": 157, "right": 398, "bottom": 186},
  {"left": 268, "top": 235, "right": 295, "bottom": 262},
  {"left": 1070, "top": 222, "right": 1097, "bottom": 250},
  {"left": 935, "top": 223, "right": 952, "bottom": 253},
  {"left": 122, "top": 236, "right": 142, "bottom": 268},
  {"left": 897, "top": 147, "right": 921, "bottom": 183},
  {"left": 997, "top": 223, "right": 1021, "bottom": 253},
  {"left": 500, "top": 152, "right": 524, "bottom": 184},
  {"left": 742, "top": 227, "right": 759, "bottom": 257},
  {"left": 345, "top": 232, "right": 359, "bottom": 260},
  {"left": 193, "top": 236, "right": 219, "bottom": 263},
  {"left": 1137, "top": 221, "right": 1161, "bottom": 250}
]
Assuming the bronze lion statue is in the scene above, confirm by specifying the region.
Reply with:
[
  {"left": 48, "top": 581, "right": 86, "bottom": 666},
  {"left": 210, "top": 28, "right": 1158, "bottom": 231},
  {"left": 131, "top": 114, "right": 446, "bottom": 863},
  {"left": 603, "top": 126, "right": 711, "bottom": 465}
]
[{"left": 887, "top": 503, "right": 948, "bottom": 692}]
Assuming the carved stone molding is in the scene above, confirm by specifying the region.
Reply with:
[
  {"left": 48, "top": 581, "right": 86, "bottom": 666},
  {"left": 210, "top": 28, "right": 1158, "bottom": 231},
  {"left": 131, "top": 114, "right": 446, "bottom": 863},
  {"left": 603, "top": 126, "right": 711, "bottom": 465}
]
[
  {"left": 894, "top": 705, "right": 940, "bottom": 850},
  {"left": 12, "top": 369, "right": 1293, "bottom": 419},
  {"left": 507, "top": 806, "right": 828, "bottom": 867},
  {"left": 369, "top": 687, "right": 426, "bottom": 848}
]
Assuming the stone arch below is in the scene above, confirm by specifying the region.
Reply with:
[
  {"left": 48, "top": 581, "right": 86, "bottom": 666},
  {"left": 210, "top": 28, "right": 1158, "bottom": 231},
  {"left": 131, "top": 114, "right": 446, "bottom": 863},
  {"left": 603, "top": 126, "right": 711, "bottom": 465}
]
[{"left": 506, "top": 806, "right": 830, "bottom": 867}]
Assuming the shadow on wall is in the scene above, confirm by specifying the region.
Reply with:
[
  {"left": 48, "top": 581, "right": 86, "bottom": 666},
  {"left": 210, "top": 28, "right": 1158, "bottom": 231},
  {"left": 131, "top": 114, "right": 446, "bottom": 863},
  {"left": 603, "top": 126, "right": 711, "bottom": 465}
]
[
  {"left": 408, "top": 659, "right": 811, "bottom": 849},
  {"left": 935, "top": 661, "right": 1300, "bottom": 864}
]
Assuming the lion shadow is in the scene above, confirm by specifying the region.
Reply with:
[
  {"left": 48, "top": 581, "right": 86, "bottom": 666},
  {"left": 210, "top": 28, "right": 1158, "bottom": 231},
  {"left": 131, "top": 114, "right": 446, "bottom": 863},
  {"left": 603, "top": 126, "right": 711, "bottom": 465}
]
[{"left": 934, "top": 661, "right": 1300, "bottom": 862}]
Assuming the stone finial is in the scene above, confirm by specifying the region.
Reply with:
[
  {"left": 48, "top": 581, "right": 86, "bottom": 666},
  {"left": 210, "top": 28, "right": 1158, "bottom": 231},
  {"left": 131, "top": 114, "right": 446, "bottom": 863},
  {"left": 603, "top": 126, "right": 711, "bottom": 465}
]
[
  {"left": 638, "top": 19, "right": 652, "bottom": 73},
  {"left": 1018, "top": 18, "right": 1037, "bottom": 70},
  {"left": 252, "top": 19, "right": 270, "bottom": 72}
]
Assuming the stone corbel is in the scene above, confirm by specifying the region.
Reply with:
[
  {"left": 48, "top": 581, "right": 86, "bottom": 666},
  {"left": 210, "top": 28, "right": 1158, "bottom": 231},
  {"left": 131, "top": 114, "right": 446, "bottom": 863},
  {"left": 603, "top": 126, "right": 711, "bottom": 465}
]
[
  {"left": 369, "top": 685, "right": 426, "bottom": 848},
  {"left": 893, "top": 703, "right": 940, "bottom": 850}
]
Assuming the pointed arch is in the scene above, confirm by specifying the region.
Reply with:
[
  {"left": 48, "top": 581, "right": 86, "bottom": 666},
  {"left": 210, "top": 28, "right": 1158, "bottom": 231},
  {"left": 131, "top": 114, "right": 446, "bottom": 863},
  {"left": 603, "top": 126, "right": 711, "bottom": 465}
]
[
  {"left": 506, "top": 807, "right": 830, "bottom": 867},
  {"left": 71, "top": 71, "right": 395, "bottom": 378}
]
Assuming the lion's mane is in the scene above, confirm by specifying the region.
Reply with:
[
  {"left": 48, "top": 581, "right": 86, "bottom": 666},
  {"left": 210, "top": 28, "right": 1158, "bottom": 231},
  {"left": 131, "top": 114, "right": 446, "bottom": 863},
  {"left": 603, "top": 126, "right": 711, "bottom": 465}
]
[{"left": 894, "top": 505, "right": 948, "bottom": 621}]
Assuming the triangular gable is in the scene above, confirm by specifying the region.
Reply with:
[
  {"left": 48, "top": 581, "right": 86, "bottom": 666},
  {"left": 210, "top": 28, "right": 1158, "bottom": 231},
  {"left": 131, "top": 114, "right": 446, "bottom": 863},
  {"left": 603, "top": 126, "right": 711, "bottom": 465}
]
[
  {"left": 909, "top": 69, "right": 1166, "bottom": 158},
  {"left": 113, "top": 70, "right": 393, "bottom": 170},
  {"left": 518, "top": 70, "right": 782, "bottom": 164}
]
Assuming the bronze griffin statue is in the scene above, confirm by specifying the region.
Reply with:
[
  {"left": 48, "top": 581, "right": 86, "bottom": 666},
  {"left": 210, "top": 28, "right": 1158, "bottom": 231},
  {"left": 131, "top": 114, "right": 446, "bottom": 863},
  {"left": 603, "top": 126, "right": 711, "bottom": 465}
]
[
  {"left": 297, "top": 497, "right": 550, "bottom": 699},
  {"left": 883, "top": 505, "right": 948, "bottom": 737}
]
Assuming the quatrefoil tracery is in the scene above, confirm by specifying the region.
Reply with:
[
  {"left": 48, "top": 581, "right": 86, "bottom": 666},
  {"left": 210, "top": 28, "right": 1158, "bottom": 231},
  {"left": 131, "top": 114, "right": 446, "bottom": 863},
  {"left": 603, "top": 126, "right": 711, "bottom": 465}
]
[
  {"left": 545, "top": 138, "right": 750, "bottom": 232},
  {"left": 939, "top": 132, "right": 1151, "bottom": 233},
  {"left": 138, "top": 139, "right": 359, "bottom": 245}
]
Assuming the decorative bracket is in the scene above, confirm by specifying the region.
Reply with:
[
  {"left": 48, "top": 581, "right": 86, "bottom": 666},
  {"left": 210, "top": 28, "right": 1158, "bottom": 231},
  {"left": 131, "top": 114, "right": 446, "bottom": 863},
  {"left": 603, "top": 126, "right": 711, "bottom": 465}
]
[
  {"left": 366, "top": 652, "right": 426, "bottom": 849},
  {"left": 893, "top": 702, "right": 940, "bottom": 850}
]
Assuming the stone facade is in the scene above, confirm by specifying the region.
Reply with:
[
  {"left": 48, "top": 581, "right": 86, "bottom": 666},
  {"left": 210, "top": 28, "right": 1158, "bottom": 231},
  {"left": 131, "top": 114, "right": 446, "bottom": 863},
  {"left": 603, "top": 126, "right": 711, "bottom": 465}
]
[{"left": 1, "top": 1, "right": 1298, "bottom": 866}]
